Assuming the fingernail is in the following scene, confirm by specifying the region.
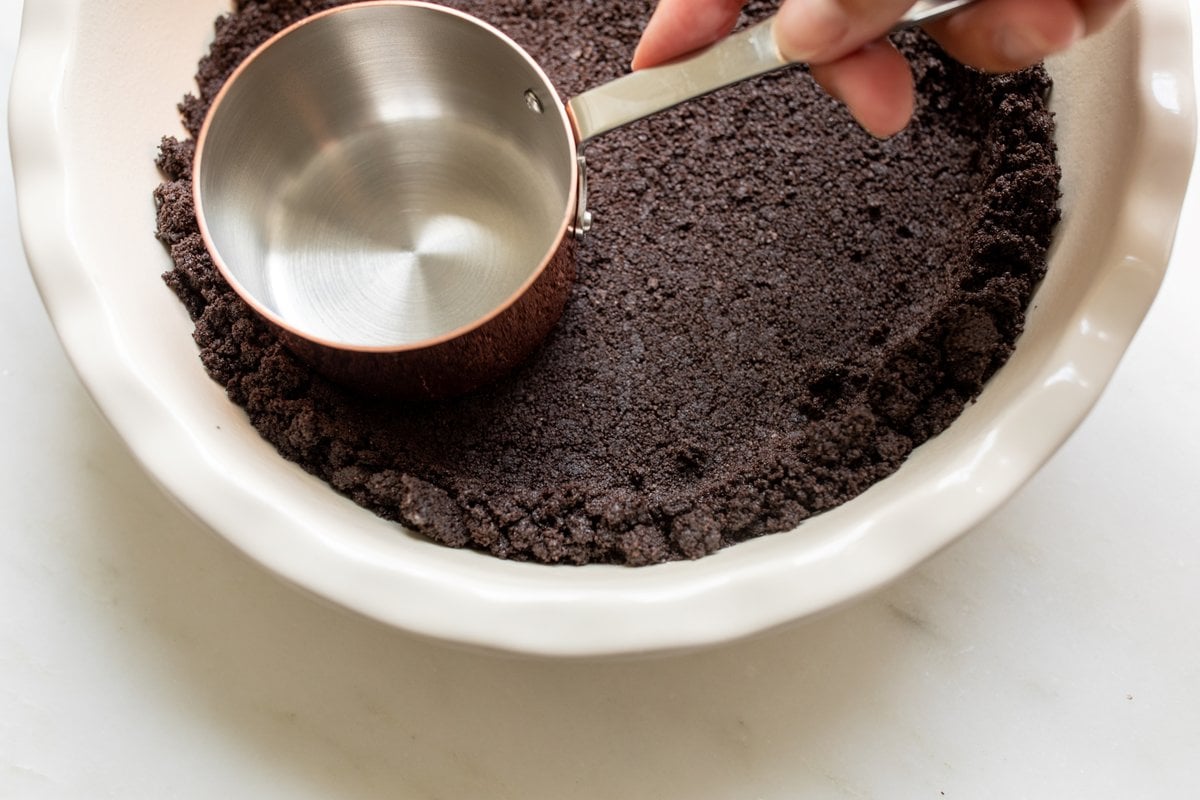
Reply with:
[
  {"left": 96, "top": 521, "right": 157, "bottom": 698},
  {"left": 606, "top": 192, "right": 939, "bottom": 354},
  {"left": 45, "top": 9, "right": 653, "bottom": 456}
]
[
  {"left": 997, "top": 18, "right": 1084, "bottom": 66},
  {"left": 776, "top": 0, "right": 851, "bottom": 62},
  {"left": 996, "top": 28, "right": 1051, "bottom": 65}
]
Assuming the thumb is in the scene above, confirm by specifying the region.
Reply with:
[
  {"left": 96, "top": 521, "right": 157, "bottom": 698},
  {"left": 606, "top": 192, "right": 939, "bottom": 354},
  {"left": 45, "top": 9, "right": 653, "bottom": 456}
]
[
  {"left": 631, "top": 0, "right": 747, "bottom": 70},
  {"left": 774, "top": 0, "right": 918, "bottom": 63}
]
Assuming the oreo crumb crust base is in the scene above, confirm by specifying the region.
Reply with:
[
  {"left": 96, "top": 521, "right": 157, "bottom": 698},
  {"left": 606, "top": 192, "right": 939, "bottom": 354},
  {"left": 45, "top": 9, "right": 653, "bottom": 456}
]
[{"left": 154, "top": 0, "right": 1061, "bottom": 566}]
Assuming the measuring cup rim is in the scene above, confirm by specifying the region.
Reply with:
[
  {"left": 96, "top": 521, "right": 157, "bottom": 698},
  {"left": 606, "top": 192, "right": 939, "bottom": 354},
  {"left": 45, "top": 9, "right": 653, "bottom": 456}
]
[{"left": 192, "top": 0, "right": 581, "bottom": 355}]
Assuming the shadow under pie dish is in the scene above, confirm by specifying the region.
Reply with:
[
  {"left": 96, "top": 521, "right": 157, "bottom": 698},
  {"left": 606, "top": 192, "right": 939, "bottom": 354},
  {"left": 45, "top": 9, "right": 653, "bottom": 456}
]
[{"left": 11, "top": 0, "right": 1196, "bottom": 655}]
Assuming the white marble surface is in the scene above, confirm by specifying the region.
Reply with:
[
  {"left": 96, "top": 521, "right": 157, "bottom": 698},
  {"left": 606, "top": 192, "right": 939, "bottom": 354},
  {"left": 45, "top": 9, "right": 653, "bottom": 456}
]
[{"left": 3, "top": 0, "right": 1198, "bottom": 795}]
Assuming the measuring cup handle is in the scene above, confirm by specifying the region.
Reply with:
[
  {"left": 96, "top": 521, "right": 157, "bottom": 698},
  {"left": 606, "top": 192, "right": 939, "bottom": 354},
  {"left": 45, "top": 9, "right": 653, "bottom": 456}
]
[{"left": 566, "top": 0, "right": 978, "bottom": 145}]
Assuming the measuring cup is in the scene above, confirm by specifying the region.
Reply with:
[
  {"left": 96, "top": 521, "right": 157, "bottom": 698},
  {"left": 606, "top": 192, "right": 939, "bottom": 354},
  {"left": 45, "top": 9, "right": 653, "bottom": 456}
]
[{"left": 194, "top": 0, "right": 977, "bottom": 398}]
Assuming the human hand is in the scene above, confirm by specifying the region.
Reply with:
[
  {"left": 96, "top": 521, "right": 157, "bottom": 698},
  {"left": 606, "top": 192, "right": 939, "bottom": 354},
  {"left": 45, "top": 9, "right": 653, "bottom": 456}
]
[{"left": 631, "top": 0, "right": 1128, "bottom": 137}]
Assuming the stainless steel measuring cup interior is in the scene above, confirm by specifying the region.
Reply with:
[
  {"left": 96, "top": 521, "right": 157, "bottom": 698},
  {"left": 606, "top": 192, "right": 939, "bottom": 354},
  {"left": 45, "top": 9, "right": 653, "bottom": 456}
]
[{"left": 194, "top": 0, "right": 977, "bottom": 397}]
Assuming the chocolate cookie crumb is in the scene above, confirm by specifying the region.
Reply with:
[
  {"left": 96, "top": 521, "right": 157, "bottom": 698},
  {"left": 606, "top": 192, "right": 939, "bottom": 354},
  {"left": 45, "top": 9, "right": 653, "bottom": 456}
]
[{"left": 157, "top": 0, "right": 1060, "bottom": 565}]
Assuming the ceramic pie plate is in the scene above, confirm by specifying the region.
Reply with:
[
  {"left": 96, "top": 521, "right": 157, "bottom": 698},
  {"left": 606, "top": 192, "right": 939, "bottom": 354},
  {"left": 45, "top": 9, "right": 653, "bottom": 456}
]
[{"left": 10, "top": 0, "right": 1195, "bottom": 657}]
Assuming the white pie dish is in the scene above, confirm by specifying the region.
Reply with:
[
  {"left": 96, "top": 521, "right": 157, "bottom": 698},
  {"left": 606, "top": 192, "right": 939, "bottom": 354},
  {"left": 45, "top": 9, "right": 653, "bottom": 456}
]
[{"left": 10, "top": 0, "right": 1195, "bottom": 657}]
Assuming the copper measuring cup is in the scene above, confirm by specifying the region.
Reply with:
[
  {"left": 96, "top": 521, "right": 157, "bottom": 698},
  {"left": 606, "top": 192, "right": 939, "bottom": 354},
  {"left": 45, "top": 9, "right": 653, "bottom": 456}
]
[{"left": 193, "top": 0, "right": 977, "bottom": 398}]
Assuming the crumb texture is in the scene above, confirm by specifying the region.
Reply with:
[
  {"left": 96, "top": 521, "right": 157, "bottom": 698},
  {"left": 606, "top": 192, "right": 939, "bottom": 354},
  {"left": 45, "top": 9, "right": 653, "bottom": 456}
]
[{"left": 156, "top": 0, "right": 1061, "bottom": 565}]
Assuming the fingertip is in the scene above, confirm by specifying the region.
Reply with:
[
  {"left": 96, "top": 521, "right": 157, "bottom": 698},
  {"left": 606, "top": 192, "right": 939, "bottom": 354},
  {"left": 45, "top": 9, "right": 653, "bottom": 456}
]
[
  {"left": 630, "top": 9, "right": 674, "bottom": 70},
  {"left": 854, "top": 97, "right": 915, "bottom": 140},
  {"left": 774, "top": 0, "right": 853, "bottom": 63},
  {"left": 630, "top": 40, "right": 657, "bottom": 71},
  {"left": 811, "top": 42, "right": 915, "bottom": 139},
  {"left": 631, "top": 0, "right": 745, "bottom": 70},
  {"left": 927, "top": 0, "right": 1087, "bottom": 72},
  {"left": 995, "top": 15, "right": 1083, "bottom": 67},
  {"left": 860, "top": 101, "right": 915, "bottom": 140}
]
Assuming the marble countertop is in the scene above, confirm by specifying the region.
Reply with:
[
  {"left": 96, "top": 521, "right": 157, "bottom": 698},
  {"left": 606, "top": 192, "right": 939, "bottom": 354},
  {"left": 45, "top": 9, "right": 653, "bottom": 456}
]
[{"left": 3, "top": 1, "right": 1197, "bottom": 796}]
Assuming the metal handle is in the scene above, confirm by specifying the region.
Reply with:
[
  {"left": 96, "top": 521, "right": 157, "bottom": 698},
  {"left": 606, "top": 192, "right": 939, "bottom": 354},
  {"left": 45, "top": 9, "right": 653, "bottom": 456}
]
[{"left": 567, "top": 0, "right": 979, "bottom": 144}]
